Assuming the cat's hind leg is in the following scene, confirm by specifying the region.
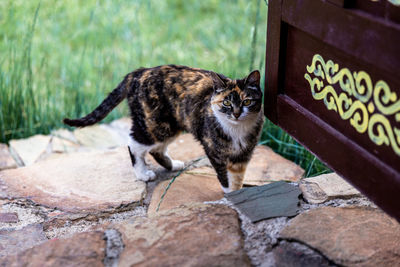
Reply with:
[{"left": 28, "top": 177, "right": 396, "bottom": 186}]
[
  {"left": 150, "top": 141, "right": 185, "bottom": 171},
  {"left": 128, "top": 139, "right": 156, "bottom": 182}
]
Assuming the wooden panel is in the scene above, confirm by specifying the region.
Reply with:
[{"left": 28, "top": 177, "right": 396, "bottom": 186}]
[
  {"left": 276, "top": 95, "right": 400, "bottom": 220},
  {"left": 264, "top": 0, "right": 400, "bottom": 221}
]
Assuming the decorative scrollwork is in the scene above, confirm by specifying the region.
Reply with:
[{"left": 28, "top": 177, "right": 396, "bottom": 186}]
[{"left": 305, "top": 54, "right": 400, "bottom": 157}]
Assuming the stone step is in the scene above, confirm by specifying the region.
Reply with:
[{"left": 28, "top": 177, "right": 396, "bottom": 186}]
[
  {"left": 0, "top": 147, "right": 146, "bottom": 213},
  {"left": 279, "top": 206, "right": 400, "bottom": 266},
  {"left": 300, "top": 173, "right": 361, "bottom": 204},
  {"left": 148, "top": 166, "right": 223, "bottom": 214}
]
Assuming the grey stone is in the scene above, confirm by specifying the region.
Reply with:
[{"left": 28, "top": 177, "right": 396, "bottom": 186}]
[
  {"left": 103, "top": 229, "right": 124, "bottom": 267},
  {"left": 300, "top": 173, "right": 361, "bottom": 204},
  {"left": 225, "top": 181, "right": 301, "bottom": 222}
]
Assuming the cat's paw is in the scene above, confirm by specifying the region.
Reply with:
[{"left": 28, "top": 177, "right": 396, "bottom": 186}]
[
  {"left": 137, "top": 169, "right": 156, "bottom": 182},
  {"left": 221, "top": 186, "right": 231, "bottom": 194},
  {"left": 171, "top": 160, "right": 185, "bottom": 171}
]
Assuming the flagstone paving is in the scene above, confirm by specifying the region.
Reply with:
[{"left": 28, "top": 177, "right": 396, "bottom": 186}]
[{"left": 0, "top": 117, "right": 398, "bottom": 266}]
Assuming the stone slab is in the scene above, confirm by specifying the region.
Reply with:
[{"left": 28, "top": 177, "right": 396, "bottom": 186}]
[
  {"left": 109, "top": 117, "right": 131, "bottom": 132},
  {"left": 0, "top": 212, "right": 18, "bottom": 223},
  {"left": 113, "top": 203, "right": 250, "bottom": 266},
  {"left": 51, "top": 128, "right": 78, "bottom": 143},
  {"left": 225, "top": 181, "right": 301, "bottom": 222},
  {"left": 9, "top": 135, "right": 51, "bottom": 166},
  {"left": 146, "top": 133, "right": 206, "bottom": 166},
  {"left": 0, "top": 231, "right": 105, "bottom": 266},
  {"left": 50, "top": 137, "right": 80, "bottom": 153},
  {"left": 0, "top": 147, "right": 146, "bottom": 212},
  {"left": 0, "top": 144, "right": 17, "bottom": 170},
  {"left": 244, "top": 145, "right": 304, "bottom": 186},
  {"left": 300, "top": 173, "right": 361, "bottom": 204},
  {"left": 280, "top": 206, "right": 400, "bottom": 266},
  {"left": 74, "top": 124, "right": 129, "bottom": 149},
  {"left": 148, "top": 167, "right": 223, "bottom": 214},
  {"left": 0, "top": 224, "right": 47, "bottom": 258}
]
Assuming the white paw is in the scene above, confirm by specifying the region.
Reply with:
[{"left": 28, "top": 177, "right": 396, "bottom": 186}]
[
  {"left": 221, "top": 186, "right": 231, "bottom": 194},
  {"left": 171, "top": 160, "right": 185, "bottom": 171},
  {"left": 136, "top": 169, "right": 156, "bottom": 182}
]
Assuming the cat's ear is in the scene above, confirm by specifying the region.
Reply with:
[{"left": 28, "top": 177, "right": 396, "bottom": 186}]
[
  {"left": 244, "top": 70, "right": 261, "bottom": 89},
  {"left": 211, "top": 72, "right": 228, "bottom": 92}
]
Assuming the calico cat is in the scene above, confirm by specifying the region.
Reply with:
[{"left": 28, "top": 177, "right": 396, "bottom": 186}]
[{"left": 64, "top": 65, "right": 264, "bottom": 193}]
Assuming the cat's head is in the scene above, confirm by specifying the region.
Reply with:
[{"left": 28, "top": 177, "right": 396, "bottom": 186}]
[{"left": 211, "top": 70, "right": 262, "bottom": 124}]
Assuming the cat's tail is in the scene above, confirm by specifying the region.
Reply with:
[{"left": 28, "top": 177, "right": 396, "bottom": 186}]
[{"left": 63, "top": 74, "right": 132, "bottom": 127}]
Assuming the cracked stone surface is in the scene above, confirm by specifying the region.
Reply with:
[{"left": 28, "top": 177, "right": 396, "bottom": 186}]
[
  {"left": 8, "top": 135, "right": 52, "bottom": 166},
  {"left": 280, "top": 206, "right": 400, "bottom": 266},
  {"left": 148, "top": 166, "right": 224, "bottom": 214},
  {"left": 300, "top": 173, "right": 361, "bottom": 204},
  {"left": 0, "top": 231, "right": 105, "bottom": 266},
  {"left": 113, "top": 203, "right": 250, "bottom": 266},
  {"left": 0, "top": 144, "right": 17, "bottom": 170},
  {"left": 0, "top": 147, "right": 146, "bottom": 212}
]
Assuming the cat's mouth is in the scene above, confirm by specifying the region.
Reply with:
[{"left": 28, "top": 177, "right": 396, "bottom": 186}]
[{"left": 229, "top": 117, "right": 242, "bottom": 124}]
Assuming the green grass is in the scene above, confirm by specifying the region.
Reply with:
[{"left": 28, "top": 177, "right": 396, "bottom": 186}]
[{"left": 0, "top": 0, "right": 330, "bottom": 176}]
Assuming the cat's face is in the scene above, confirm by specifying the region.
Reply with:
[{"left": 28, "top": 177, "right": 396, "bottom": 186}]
[{"left": 211, "top": 70, "right": 262, "bottom": 124}]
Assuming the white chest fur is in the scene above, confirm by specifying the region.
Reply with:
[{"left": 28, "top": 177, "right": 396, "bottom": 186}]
[{"left": 212, "top": 106, "right": 260, "bottom": 153}]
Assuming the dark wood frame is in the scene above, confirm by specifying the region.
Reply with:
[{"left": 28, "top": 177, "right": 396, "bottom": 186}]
[{"left": 265, "top": 0, "right": 400, "bottom": 221}]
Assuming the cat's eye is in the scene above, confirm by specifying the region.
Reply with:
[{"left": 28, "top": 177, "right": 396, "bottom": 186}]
[
  {"left": 243, "top": 99, "right": 252, "bottom": 106},
  {"left": 223, "top": 100, "right": 231, "bottom": 106}
]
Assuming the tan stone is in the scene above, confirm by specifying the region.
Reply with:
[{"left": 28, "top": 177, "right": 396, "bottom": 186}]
[
  {"left": 300, "top": 173, "right": 361, "bottom": 204},
  {"left": 0, "top": 231, "right": 105, "bottom": 266},
  {"left": 109, "top": 117, "right": 131, "bottom": 132},
  {"left": 9, "top": 135, "right": 51, "bottom": 166},
  {"left": 244, "top": 145, "right": 304, "bottom": 186},
  {"left": 50, "top": 137, "right": 80, "bottom": 153},
  {"left": 74, "top": 124, "right": 130, "bottom": 149},
  {"left": 0, "top": 147, "right": 146, "bottom": 212},
  {"left": 51, "top": 128, "right": 78, "bottom": 143},
  {"left": 0, "top": 144, "right": 17, "bottom": 170},
  {"left": 148, "top": 167, "right": 223, "bottom": 214},
  {"left": 113, "top": 203, "right": 250, "bottom": 266},
  {"left": 280, "top": 206, "right": 400, "bottom": 266},
  {"left": 0, "top": 224, "right": 47, "bottom": 258}
]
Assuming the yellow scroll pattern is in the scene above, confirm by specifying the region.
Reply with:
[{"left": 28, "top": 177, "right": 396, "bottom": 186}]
[{"left": 304, "top": 54, "right": 400, "bottom": 157}]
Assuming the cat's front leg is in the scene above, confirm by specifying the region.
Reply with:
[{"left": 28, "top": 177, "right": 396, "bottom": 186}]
[
  {"left": 227, "top": 161, "right": 248, "bottom": 191},
  {"left": 206, "top": 154, "right": 230, "bottom": 193}
]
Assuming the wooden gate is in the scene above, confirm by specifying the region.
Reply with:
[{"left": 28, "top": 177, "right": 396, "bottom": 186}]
[{"left": 265, "top": 0, "right": 400, "bottom": 220}]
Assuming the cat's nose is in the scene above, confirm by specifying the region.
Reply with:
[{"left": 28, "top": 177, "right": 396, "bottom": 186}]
[{"left": 233, "top": 112, "right": 241, "bottom": 119}]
